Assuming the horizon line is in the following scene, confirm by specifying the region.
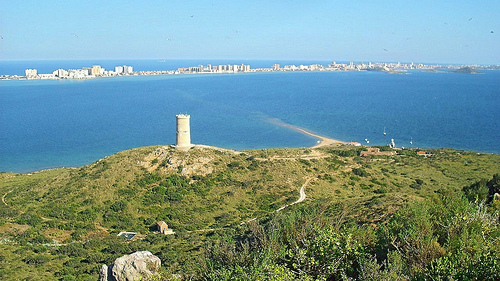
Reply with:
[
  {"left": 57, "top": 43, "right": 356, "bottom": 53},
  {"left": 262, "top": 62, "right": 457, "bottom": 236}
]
[{"left": 1, "top": 58, "right": 499, "bottom": 66}]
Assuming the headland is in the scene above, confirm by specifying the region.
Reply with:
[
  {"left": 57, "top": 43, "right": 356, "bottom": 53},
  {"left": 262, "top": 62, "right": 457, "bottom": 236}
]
[{"left": 1, "top": 135, "right": 499, "bottom": 280}]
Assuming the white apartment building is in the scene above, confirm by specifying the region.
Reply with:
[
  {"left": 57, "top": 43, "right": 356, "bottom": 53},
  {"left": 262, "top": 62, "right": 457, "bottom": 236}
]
[
  {"left": 115, "top": 66, "right": 124, "bottom": 74},
  {"left": 123, "top": 65, "right": 133, "bottom": 74},
  {"left": 53, "top": 69, "right": 69, "bottom": 78},
  {"left": 25, "top": 69, "right": 38, "bottom": 78},
  {"left": 68, "top": 69, "right": 91, "bottom": 79}
]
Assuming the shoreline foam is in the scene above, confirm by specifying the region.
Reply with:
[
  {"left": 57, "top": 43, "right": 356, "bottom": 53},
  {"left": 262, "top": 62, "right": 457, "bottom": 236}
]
[{"left": 267, "top": 117, "right": 345, "bottom": 148}]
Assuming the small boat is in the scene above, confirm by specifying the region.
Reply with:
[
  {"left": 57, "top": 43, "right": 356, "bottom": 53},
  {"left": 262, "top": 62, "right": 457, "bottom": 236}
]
[
  {"left": 389, "top": 139, "right": 395, "bottom": 148},
  {"left": 383, "top": 127, "right": 387, "bottom": 136},
  {"left": 410, "top": 137, "right": 413, "bottom": 145}
]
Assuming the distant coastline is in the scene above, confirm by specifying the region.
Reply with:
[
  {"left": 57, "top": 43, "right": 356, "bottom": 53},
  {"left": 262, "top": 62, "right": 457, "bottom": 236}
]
[{"left": 1, "top": 60, "right": 499, "bottom": 81}]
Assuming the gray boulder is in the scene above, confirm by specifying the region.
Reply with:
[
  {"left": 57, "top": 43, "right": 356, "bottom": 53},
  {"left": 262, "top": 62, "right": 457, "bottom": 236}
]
[
  {"left": 99, "top": 251, "right": 161, "bottom": 281},
  {"left": 99, "top": 264, "right": 110, "bottom": 281}
]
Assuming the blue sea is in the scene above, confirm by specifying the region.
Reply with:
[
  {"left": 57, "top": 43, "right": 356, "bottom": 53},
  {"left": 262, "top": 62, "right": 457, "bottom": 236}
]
[{"left": 1, "top": 60, "right": 499, "bottom": 173}]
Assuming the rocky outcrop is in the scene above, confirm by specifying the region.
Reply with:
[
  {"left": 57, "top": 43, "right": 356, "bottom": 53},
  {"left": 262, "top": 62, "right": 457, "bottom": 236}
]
[
  {"left": 452, "top": 66, "right": 482, "bottom": 74},
  {"left": 99, "top": 264, "right": 111, "bottom": 281},
  {"left": 98, "top": 251, "right": 161, "bottom": 281}
]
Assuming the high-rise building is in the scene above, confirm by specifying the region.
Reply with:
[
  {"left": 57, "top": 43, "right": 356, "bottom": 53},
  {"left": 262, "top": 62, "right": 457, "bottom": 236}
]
[
  {"left": 53, "top": 69, "right": 68, "bottom": 78},
  {"left": 123, "top": 65, "right": 133, "bottom": 74},
  {"left": 91, "top": 65, "right": 103, "bottom": 76},
  {"left": 115, "top": 65, "right": 133, "bottom": 74},
  {"left": 115, "top": 66, "right": 124, "bottom": 74},
  {"left": 25, "top": 69, "right": 38, "bottom": 78}
]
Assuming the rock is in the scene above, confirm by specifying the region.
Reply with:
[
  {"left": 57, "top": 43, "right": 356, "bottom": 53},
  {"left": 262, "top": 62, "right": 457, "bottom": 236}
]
[
  {"left": 98, "top": 251, "right": 161, "bottom": 281},
  {"left": 99, "top": 264, "right": 109, "bottom": 281}
]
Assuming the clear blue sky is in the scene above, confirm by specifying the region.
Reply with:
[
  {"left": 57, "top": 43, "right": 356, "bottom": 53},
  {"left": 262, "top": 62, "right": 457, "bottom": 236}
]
[{"left": 0, "top": 1, "right": 498, "bottom": 64}]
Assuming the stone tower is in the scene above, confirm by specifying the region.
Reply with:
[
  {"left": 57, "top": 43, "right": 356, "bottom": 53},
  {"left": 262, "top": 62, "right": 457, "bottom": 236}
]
[{"left": 176, "top": 114, "right": 191, "bottom": 149}]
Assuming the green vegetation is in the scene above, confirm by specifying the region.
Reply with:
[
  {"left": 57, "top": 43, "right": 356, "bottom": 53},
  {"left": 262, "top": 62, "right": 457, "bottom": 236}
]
[
  {"left": 202, "top": 189, "right": 500, "bottom": 280},
  {"left": 0, "top": 145, "right": 499, "bottom": 280}
]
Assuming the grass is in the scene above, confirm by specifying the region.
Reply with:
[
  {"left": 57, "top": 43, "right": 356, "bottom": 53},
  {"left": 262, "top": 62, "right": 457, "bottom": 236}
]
[{"left": 0, "top": 144, "right": 499, "bottom": 279}]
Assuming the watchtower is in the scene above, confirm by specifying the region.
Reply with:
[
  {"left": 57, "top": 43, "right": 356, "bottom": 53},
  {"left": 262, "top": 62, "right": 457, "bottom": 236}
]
[{"left": 176, "top": 114, "right": 192, "bottom": 149}]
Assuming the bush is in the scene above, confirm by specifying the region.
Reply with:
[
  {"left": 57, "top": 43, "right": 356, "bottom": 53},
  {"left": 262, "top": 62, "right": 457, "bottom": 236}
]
[
  {"left": 202, "top": 203, "right": 368, "bottom": 280},
  {"left": 377, "top": 191, "right": 500, "bottom": 279},
  {"left": 78, "top": 208, "right": 97, "bottom": 222},
  {"left": 331, "top": 149, "right": 359, "bottom": 157},
  {"left": 49, "top": 207, "right": 76, "bottom": 220},
  {"left": 352, "top": 168, "right": 369, "bottom": 177},
  {"left": 84, "top": 252, "right": 106, "bottom": 264},
  {"left": 110, "top": 201, "right": 127, "bottom": 212},
  {"left": 298, "top": 159, "right": 311, "bottom": 167},
  {"left": 24, "top": 254, "right": 50, "bottom": 265},
  {"left": 0, "top": 206, "right": 19, "bottom": 218},
  {"left": 463, "top": 174, "right": 500, "bottom": 204},
  {"left": 16, "top": 212, "right": 42, "bottom": 227},
  {"left": 58, "top": 243, "right": 87, "bottom": 257},
  {"left": 410, "top": 179, "right": 423, "bottom": 189},
  {"left": 227, "top": 161, "right": 241, "bottom": 169}
]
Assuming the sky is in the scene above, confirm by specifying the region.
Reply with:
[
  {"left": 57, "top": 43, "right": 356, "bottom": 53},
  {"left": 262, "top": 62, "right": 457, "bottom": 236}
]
[{"left": 0, "top": 1, "right": 498, "bottom": 64}]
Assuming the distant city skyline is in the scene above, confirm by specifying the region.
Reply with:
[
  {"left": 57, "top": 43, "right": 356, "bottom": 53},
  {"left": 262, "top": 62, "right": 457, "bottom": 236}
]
[{"left": 0, "top": 1, "right": 498, "bottom": 64}]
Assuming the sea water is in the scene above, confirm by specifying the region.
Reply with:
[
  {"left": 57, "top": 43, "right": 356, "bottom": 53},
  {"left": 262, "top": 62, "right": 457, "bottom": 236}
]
[{"left": 1, "top": 60, "right": 499, "bottom": 173}]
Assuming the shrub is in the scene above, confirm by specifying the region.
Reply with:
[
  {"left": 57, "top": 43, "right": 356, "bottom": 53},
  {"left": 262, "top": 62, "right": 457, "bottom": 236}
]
[
  {"left": 298, "top": 159, "right": 311, "bottom": 167},
  {"left": 352, "top": 168, "right": 369, "bottom": 177},
  {"left": 463, "top": 174, "right": 500, "bottom": 204},
  {"left": 410, "top": 179, "right": 424, "bottom": 189},
  {"left": 331, "top": 149, "right": 358, "bottom": 157},
  {"left": 58, "top": 243, "right": 87, "bottom": 257},
  {"left": 110, "top": 201, "right": 127, "bottom": 212},
  {"left": 24, "top": 254, "right": 50, "bottom": 265},
  {"left": 227, "top": 161, "right": 241, "bottom": 169},
  {"left": 0, "top": 206, "right": 19, "bottom": 218},
  {"left": 16, "top": 212, "right": 42, "bottom": 227}
]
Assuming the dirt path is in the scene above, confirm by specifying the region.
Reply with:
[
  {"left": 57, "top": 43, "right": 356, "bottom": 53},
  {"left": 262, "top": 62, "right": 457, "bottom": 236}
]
[
  {"left": 2, "top": 189, "right": 13, "bottom": 206},
  {"left": 295, "top": 179, "right": 308, "bottom": 204},
  {"left": 191, "top": 179, "right": 311, "bottom": 231},
  {"left": 239, "top": 177, "right": 313, "bottom": 226},
  {"left": 276, "top": 177, "right": 312, "bottom": 212}
]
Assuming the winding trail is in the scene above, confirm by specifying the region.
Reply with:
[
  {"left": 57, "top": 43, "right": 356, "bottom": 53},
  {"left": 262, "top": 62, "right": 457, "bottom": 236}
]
[
  {"left": 193, "top": 177, "right": 312, "bottom": 232},
  {"left": 276, "top": 177, "right": 312, "bottom": 212},
  {"left": 242, "top": 177, "right": 313, "bottom": 225},
  {"left": 2, "top": 189, "right": 13, "bottom": 206}
]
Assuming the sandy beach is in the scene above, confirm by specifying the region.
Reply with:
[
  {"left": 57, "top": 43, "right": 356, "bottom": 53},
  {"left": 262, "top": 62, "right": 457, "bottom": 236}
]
[{"left": 267, "top": 118, "right": 345, "bottom": 148}]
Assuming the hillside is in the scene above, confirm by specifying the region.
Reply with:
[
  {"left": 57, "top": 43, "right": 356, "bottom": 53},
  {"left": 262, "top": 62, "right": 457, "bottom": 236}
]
[
  {"left": 0, "top": 144, "right": 499, "bottom": 280},
  {"left": 452, "top": 66, "right": 482, "bottom": 74}
]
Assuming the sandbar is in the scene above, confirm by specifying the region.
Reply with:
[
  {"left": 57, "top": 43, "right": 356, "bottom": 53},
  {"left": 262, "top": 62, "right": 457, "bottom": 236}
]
[{"left": 267, "top": 118, "right": 345, "bottom": 148}]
